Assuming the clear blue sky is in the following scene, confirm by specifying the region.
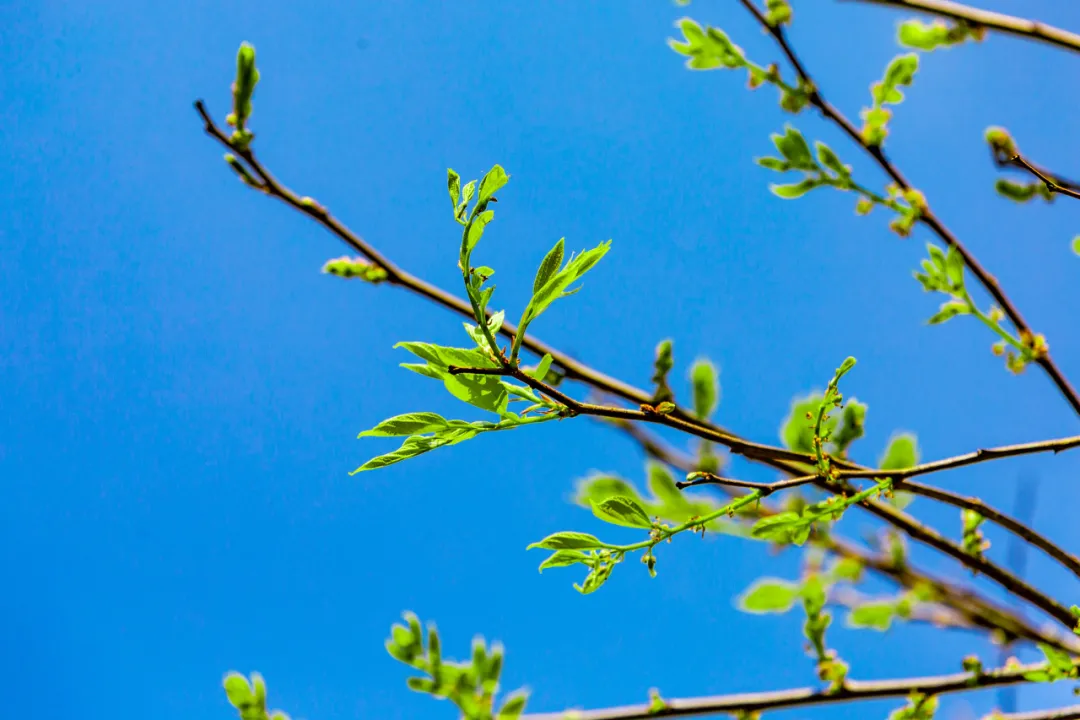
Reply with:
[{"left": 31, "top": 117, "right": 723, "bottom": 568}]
[{"left": 4, "top": 1, "right": 1080, "bottom": 719}]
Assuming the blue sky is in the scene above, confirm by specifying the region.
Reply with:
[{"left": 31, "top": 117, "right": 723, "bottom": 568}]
[{"left": 3, "top": 1, "right": 1080, "bottom": 718}]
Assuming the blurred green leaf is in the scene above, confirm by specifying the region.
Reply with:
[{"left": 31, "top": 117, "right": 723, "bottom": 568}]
[{"left": 738, "top": 579, "right": 800, "bottom": 613}]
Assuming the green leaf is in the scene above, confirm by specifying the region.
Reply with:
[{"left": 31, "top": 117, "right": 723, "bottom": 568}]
[
  {"left": 352, "top": 427, "right": 481, "bottom": 473},
  {"left": 538, "top": 550, "right": 590, "bottom": 572},
  {"left": 447, "top": 169, "right": 461, "bottom": 210},
  {"left": 223, "top": 673, "right": 255, "bottom": 709},
  {"left": 527, "top": 532, "right": 607, "bottom": 551},
  {"left": 690, "top": 359, "right": 719, "bottom": 420},
  {"left": 756, "top": 156, "right": 790, "bottom": 172},
  {"left": 927, "top": 300, "right": 969, "bottom": 325},
  {"left": 651, "top": 339, "right": 675, "bottom": 403},
  {"left": 521, "top": 240, "right": 612, "bottom": 328},
  {"left": 848, "top": 601, "right": 896, "bottom": 630},
  {"left": 944, "top": 244, "right": 964, "bottom": 289},
  {"left": 591, "top": 495, "right": 653, "bottom": 528},
  {"left": 750, "top": 512, "right": 802, "bottom": 541},
  {"left": 464, "top": 209, "right": 495, "bottom": 260},
  {"left": 575, "top": 474, "right": 642, "bottom": 508},
  {"left": 478, "top": 164, "right": 510, "bottom": 206},
  {"left": 575, "top": 562, "right": 616, "bottom": 595},
  {"left": 770, "top": 178, "right": 819, "bottom": 199},
  {"left": 880, "top": 433, "right": 919, "bottom": 470},
  {"left": 497, "top": 692, "right": 528, "bottom": 719},
  {"left": 815, "top": 142, "right": 849, "bottom": 177},
  {"left": 533, "top": 238, "right": 565, "bottom": 294},
  {"left": 772, "top": 126, "right": 815, "bottom": 170},
  {"left": 359, "top": 412, "right": 451, "bottom": 438},
  {"left": 830, "top": 557, "right": 864, "bottom": 582},
  {"left": 1073, "top": 236, "right": 1080, "bottom": 256},
  {"left": 1038, "top": 643, "right": 1075, "bottom": 674},
  {"left": 781, "top": 393, "right": 833, "bottom": 453},
  {"left": 738, "top": 579, "right": 800, "bottom": 613},
  {"left": 531, "top": 353, "right": 554, "bottom": 381},
  {"left": 395, "top": 342, "right": 508, "bottom": 413}
]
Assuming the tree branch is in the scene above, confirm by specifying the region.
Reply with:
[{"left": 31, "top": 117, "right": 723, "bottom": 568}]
[
  {"left": 1010, "top": 154, "right": 1080, "bottom": 201},
  {"left": 737, "top": 1, "right": 1080, "bottom": 416},
  {"left": 523, "top": 657, "right": 1071, "bottom": 720},
  {"left": 840, "top": 0, "right": 1080, "bottom": 57}
]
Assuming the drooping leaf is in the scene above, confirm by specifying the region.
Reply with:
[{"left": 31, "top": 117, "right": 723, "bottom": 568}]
[
  {"left": 538, "top": 550, "right": 590, "bottom": 572},
  {"left": 352, "top": 427, "right": 481, "bottom": 473}
]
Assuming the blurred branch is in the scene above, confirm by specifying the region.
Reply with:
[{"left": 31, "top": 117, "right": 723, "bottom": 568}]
[
  {"left": 842, "top": 0, "right": 1080, "bottom": 56},
  {"left": 523, "top": 657, "right": 1073, "bottom": 720}
]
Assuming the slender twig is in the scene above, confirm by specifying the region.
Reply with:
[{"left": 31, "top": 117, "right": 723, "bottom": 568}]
[
  {"left": 990, "top": 149, "right": 1080, "bottom": 195},
  {"left": 987, "top": 707, "right": 1080, "bottom": 720},
  {"left": 1010, "top": 154, "right": 1080, "bottom": 201},
  {"left": 841, "top": 0, "right": 1080, "bottom": 57},
  {"left": 736, "top": 1, "right": 1080, "bottom": 416},
  {"left": 522, "top": 657, "right": 1072, "bottom": 720},
  {"left": 835, "top": 434, "right": 1080, "bottom": 481},
  {"left": 674, "top": 473, "right": 816, "bottom": 495}
]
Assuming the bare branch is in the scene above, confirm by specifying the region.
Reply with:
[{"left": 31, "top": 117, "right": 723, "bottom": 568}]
[
  {"left": 523, "top": 657, "right": 1070, "bottom": 720},
  {"left": 842, "top": 0, "right": 1080, "bottom": 56}
]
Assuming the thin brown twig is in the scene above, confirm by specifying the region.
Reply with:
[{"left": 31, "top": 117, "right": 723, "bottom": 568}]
[
  {"left": 1010, "top": 154, "right": 1080, "bottom": 201},
  {"left": 736, "top": 1, "right": 1080, "bottom": 417},
  {"left": 522, "top": 657, "right": 1071, "bottom": 720},
  {"left": 987, "top": 706, "right": 1080, "bottom": 720},
  {"left": 841, "top": 0, "right": 1080, "bottom": 57}
]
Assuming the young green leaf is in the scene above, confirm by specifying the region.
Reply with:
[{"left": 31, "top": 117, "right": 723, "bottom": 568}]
[
  {"left": 359, "top": 412, "right": 451, "bottom": 438},
  {"left": 879, "top": 433, "right": 920, "bottom": 470},
  {"left": 538, "top": 550, "right": 590, "bottom": 572},
  {"left": 591, "top": 495, "right": 653, "bottom": 528},
  {"left": 772, "top": 126, "right": 815, "bottom": 170},
  {"left": 738, "top": 578, "right": 800, "bottom": 613},
  {"left": 770, "top": 178, "right": 819, "bottom": 199},
  {"left": 847, "top": 601, "right": 896, "bottom": 631},
  {"left": 530, "top": 353, "right": 554, "bottom": 381},
  {"left": 352, "top": 427, "right": 481, "bottom": 473},
  {"left": 690, "top": 359, "right": 719, "bottom": 420},
  {"left": 447, "top": 169, "right": 462, "bottom": 210},
  {"left": 478, "top": 164, "right": 510, "bottom": 206},
  {"left": 533, "top": 238, "right": 565, "bottom": 294},
  {"left": 520, "top": 240, "right": 612, "bottom": 327},
  {"left": 527, "top": 532, "right": 608, "bottom": 551}
]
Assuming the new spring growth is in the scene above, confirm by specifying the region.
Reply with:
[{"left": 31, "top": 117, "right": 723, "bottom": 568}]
[{"left": 227, "top": 42, "right": 259, "bottom": 149}]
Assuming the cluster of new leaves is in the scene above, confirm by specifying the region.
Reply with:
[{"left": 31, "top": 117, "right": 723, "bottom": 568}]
[
  {"left": 755, "top": 126, "right": 924, "bottom": 237},
  {"left": 668, "top": 18, "right": 811, "bottom": 113},
  {"left": 222, "top": 672, "right": 291, "bottom": 720},
  {"left": 898, "top": 19, "right": 985, "bottom": 52},
  {"left": 860, "top": 54, "right": 919, "bottom": 147},
  {"left": 914, "top": 242, "right": 1048, "bottom": 373},
  {"left": 350, "top": 163, "right": 612, "bottom": 473},
  {"left": 386, "top": 612, "right": 527, "bottom": 720}
]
